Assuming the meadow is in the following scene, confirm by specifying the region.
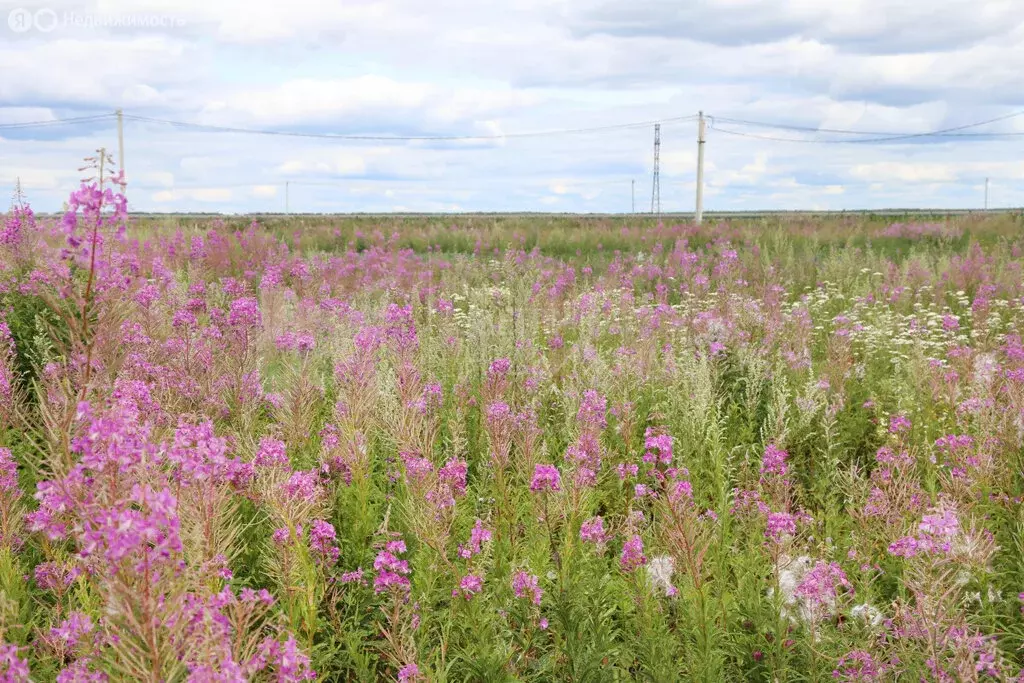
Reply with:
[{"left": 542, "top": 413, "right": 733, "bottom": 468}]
[{"left": 2, "top": 169, "right": 1024, "bottom": 681}]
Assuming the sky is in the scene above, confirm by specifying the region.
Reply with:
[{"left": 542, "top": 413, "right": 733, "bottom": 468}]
[{"left": 1, "top": 0, "right": 1024, "bottom": 213}]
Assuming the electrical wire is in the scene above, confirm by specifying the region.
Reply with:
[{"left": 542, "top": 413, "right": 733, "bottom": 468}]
[
  {"left": 0, "top": 114, "right": 116, "bottom": 129},
  {"left": 121, "top": 113, "right": 698, "bottom": 141},
  {"left": 709, "top": 109, "right": 1024, "bottom": 144},
  {"left": 712, "top": 113, "right": 1024, "bottom": 138}
]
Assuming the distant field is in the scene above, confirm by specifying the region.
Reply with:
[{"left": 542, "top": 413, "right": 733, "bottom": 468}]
[{"left": 3, "top": 194, "right": 1024, "bottom": 680}]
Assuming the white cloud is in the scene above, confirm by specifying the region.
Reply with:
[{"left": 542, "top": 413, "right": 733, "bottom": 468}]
[
  {"left": 849, "top": 162, "right": 958, "bottom": 183},
  {"left": 251, "top": 184, "right": 278, "bottom": 197}
]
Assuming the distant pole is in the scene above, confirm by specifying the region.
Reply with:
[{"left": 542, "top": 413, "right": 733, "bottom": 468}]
[
  {"left": 695, "top": 111, "right": 706, "bottom": 225},
  {"left": 116, "top": 108, "right": 125, "bottom": 193},
  {"left": 651, "top": 124, "right": 661, "bottom": 216},
  {"left": 286, "top": 181, "right": 290, "bottom": 215},
  {"left": 631, "top": 179, "right": 635, "bottom": 214},
  {"left": 985, "top": 177, "right": 989, "bottom": 210}
]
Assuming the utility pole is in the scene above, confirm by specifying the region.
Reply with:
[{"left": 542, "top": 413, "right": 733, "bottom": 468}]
[
  {"left": 984, "top": 177, "right": 989, "bottom": 210},
  {"left": 116, "top": 108, "right": 125, "bottom": 197},
  {"left": 286, "top": 181, "right": 290, "bottom": 215},
  {"left": 631, "top": 179, "right": 635, "bottom": 214},
  {"left": 651, "top": 124, "right": 661, "bottom": 216},
  {"left": 695, "top": 111, "right": 706, "bottom": 225}
]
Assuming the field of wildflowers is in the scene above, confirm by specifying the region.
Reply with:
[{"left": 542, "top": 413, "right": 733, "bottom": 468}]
[{"left": 3, "top": 163, "right": 1024, "bottom": 681}]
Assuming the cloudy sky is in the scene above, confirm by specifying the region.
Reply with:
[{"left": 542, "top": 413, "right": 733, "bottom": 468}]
[{"left": 1, "top": 0, "right": 1023, "bottom": 213}]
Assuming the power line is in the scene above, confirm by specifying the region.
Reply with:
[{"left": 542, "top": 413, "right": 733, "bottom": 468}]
[
  {"left": 708, "top": 109, "right": 1024, "bottom": 144},
  {"left": 122, "top": 113, "right": 699, "bottom": 141},
  {"left": 712, "top": 114, "right": 1024, "bottom": 138},
  {"left": 0, "top": 114, "right": 116, "bottom": 130}
]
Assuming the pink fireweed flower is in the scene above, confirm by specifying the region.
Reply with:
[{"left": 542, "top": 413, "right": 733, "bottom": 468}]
[
  {"left": 309, "top": 519, "right": 340, "bottom": 564},
  {"left": 435, "top": 298, "right": 454, "bottom": 315},
  {"left": 34, "top": 562, "right": 77, "bottom": 593},
  {"left": 397, "top": 663, "right": 421, "bottom": 682},
  {"left": 374, "top": 539, "right": 411, "bottom": 594},
  {"left": 512, "top": 571, "right": 543, "bottom": 605},
  {"left": 339, "top": 568, "right": 365, "bottom": 585},
  {"left": 227, "top": 297, "right": 262, "bottom": 329},
  {"left": 794, "top": 561, "right": 852, "bottom": 611},
  {"left": 171, "top": 308, "right": 197, "bottom": 330},
  {"left": 0, "top": 323, "right": 15, "bottom": 422},
  {"left": 456, "top": 574, "right": 483, "bottom": 599},
  {"left": 668, "top": 479, "right": 694, "bottom": 505},
  {"left": 888, "top": 506, "right": 962, "bottom": 557},
  {"left": 457, "top": 519, "right": 492, "bottom": 559},
  {"left": 56, "top": 659, "right": 106, "bottom": 682},
  {"left": 0, "top": 201, "right": 34, "bottom": 247},
  {"left": 574, "top": 466, "right": 597, "bottom": 488},
  {"left": 620, "top": 535, "right": 647, "bottom": 572},
  {"left": 258, "top": 635, "right": 316, "bottom": 681},
  {"left": 48, "top": 611, "right": 94, "bottom": 649},
  {"left": 486, "top": 401, "right": 513, "bottom": 423},
  {"left": 0, "top": 448, "right": 19, "bottom": 496},
  {"left": 283, "top": 470, "right": 324, "bottom": 503},
  {"left": 616, "top": 463, "right": 639, "bottom": 481},
  {"left": 765, "top": 512, "right": 797, "bottom": 542},
  {"left": 400, "top": 452, "right": 434, "bottom": 485},
  {"left": 0, "top": 641, "right": 29, "bottom": 681},
  {"left": 833, "top": 650, "right": 885, "bottom": 681},
  {"left": 438, "top": 458, "right": 468, "bottom": 496},
  {"left": 760, "top": 443, "right": 788, "bottom": 478},
  {"left": 79, "top": 485, "right": 183, "bottom": 571},
  {"left": 530, "top": 464, "right": 561, "bottom": 493},
  {"left": 254, "top": 437, "right": 289, "bottom": 468},
  {"left": 643, "top": 428, "right": 673, "bottom": 465},
  {"left": 577, "top": 390, "right": 608, "bottom": 432},
  {"left": 273, "top": 526, "right": 301, "bottom": 546},
  {"left": 888, "top": 414, "right": 911, "bottom": 434},
  {"left": 488, "top": 357, "right": 511, "bottom": 379},
  {"left": 580, "top": 516, "right": 608, "bottom": 545}
]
